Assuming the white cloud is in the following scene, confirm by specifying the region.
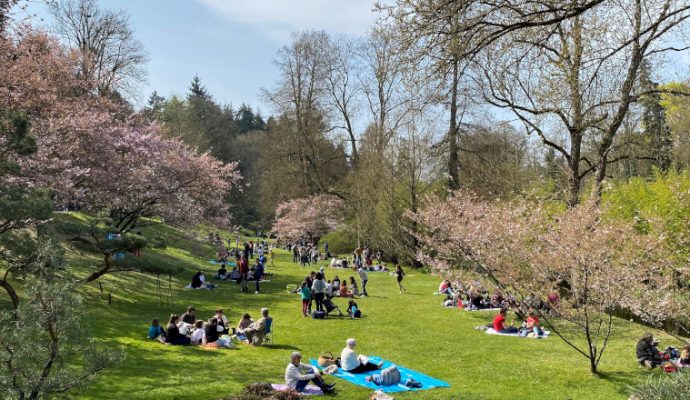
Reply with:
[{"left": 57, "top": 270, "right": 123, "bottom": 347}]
[{"left": 197, "top": 0, "right": 380, "bottom": 41}]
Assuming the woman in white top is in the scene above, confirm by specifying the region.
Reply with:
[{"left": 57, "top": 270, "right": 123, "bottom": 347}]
[
  {"left": 190, "top": 320, "right": 207, "bottom": 345},
  {"left": 338, "top": 338, "right": 383, "bottom": 373}
]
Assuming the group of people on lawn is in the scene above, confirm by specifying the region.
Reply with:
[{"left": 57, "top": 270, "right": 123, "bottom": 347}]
[
  {"left": 636, "top": 333, "right": 690, "bottom": 369},
  {"left": 285, "top": 338, "right": 388, "bottom": 394},
  {"left": 148, "top": 306, "right": 272, "bottom": 347},
  {"left": 296, "top": 269, "right": 365, "bottom": 318}
]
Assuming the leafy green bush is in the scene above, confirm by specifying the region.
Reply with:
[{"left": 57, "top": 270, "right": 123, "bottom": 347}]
[
  {"left": 53, "top": 218, "right": 88, "bottom": 236},
  {"left": 629, "top": 372, "right": 690, "bottom": 400},
  {"left": 149, "top": 236, "right": 167, "bottom": 249},
  {"left": 603, "top": 169, "right": 690, "bottom": 262},
  {"left": 319, "top": 229, "right": 356, "bottom": 256}
]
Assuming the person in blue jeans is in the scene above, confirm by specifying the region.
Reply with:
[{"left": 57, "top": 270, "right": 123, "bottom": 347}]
[
  {"left": 254, "top": 262, "right": 264, "bottom": 294},
  {"left": 493, "top": 308, "right": 519, "bottom": 334},
  {"left": 285, "top": 352, "right": 335, "bottom": 393}
]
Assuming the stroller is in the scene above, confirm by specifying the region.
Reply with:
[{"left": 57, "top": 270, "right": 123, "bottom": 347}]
[{"left": 323, "top": 297, "right": 344, "bottom": 317}]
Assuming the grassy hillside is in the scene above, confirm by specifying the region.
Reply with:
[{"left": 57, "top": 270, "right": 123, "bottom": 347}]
[{"left": 2, "top": 212, "right": 680, "bottom": 400}]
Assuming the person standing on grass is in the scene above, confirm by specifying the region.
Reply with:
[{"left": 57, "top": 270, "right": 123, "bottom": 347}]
[
  {"left": 239, "top": 255, "right": 249, "bottom": 292},
  {"left": 300, "top": 281, "right": 311, "bottom": 317},
  {"left": 255, "top": 261, "right": 264, "bottom": 294},
  {"left": 395, "top": 265, "right": 405, "bottom": 293},
  {"left": 311, "top": 272, "right": 327, "bottom": 312},
  {"left": 357, "top": 266, "right": 368, "bottom": 296},
  {"left": 268, "top": 248, "right": 275, "bottom": 267}
]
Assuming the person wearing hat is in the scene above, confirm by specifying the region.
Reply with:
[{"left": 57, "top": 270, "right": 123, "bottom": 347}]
[
  {"left": 636, "top": 333, "right": 664, "bottom": 368},
  {"left": 319, "top": 266, "right": 326, "bottom": 281},
  {"left": 285, "top": 351, "right": 335, "bottom": 393},
  {"left": 339, "top": 338, "right": 384, "bottom": 373}
]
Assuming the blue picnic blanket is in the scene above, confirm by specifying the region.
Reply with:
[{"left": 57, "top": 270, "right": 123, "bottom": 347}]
[
  {"left": 309, "top": 356, "right": 450, "bottom": 393},
  {"left": 208, "top": 260, "right": 237, "bottom": 266}
]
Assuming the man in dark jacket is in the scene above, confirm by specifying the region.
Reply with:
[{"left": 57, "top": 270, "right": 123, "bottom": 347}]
[{"left": 636, "top": 333, "right": 663, "bottom": 368}]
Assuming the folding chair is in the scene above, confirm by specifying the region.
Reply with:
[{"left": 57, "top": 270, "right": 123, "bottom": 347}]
[{"left": 263, "top": 318, "right": 274, "bottom": 345}]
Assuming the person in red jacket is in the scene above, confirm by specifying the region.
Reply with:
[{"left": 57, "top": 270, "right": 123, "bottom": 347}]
[{"left": 238, "top": 255, "right": 249, "bottom": 292}]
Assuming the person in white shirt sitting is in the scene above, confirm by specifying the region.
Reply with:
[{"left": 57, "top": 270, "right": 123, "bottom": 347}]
[
  {"left": 338, "top": 338, "right": 384, "bottom": 373},
  {"left": 284, "top": 351, "right": 335, "bottom": 393},
  {"left": 190, "top": 320, "right": 207, "bottom": 345}
]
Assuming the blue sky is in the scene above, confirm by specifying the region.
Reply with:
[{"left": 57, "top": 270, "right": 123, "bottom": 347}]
[{"left": 19, "top": 0, "right": 380, "bottom": 112}]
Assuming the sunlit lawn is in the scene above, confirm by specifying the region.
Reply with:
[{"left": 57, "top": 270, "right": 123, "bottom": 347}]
[{"left": 3, "top": 214, "right": 678, "bottom": 400}]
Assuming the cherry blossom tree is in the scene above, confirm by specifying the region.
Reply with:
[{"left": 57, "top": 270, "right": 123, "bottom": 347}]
[
  {"left": 408, "top": 192, "right": 684, "bottom": 373},
  {"left": 272, "top": 194, "right": 345, "bottom": 241}
]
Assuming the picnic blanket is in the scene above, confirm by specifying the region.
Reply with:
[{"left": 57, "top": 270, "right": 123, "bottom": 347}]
[
  {"left": 184, "top": 284, "right": 216, "bottom": 289},
  {"left": 485, "top": 328, "right": 550, "bottom": 338},
  {"left": 270, "top": 384, "right": 323, "bottom": 396},
  {"left": 208, "top": 260, "right": 237, "bottom": 266},
  {"left": 466, "top": 307, "right": 501, "bottom": 312},
  {"left": 309, "top": 356, "right": 450, "bottom": 393}
]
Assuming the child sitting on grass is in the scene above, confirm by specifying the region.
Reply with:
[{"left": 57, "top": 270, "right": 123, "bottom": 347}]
[
  {"left": 347, "top": 299, "right": 361, "bottom": 318},
  {"left": 147, "top": 318, "right": 165, "bottom": 339}
]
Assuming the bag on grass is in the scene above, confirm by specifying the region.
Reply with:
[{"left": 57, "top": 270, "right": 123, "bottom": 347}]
[
  {"left": 318, "top": 351, "right": 336, "bottom": 367},
  {"left": 662, "top": 361, "right": 678, "bottom": 373},
  {"left": 312, "top": 310, "right": 326, "bottom": 319}
]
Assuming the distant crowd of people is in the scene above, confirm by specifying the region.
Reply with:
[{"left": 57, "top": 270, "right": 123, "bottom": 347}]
[{"left": 148, "top": 305, "right": 273, "bottom": 347}]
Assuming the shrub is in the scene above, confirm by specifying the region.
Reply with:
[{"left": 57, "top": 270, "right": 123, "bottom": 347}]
[
  {"left": 629, "top": 372, "right": 690, "bottom": 400},
  {"left": 319, "top": 228, "right": 356, "bottom": 255}
]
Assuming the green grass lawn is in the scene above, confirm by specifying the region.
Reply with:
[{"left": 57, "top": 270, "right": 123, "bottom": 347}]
[{"left": 2, "top": 213, "right": 681, "bottom": 399}]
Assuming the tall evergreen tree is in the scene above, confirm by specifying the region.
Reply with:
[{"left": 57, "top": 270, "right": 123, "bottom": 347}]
[{"left": 639, "top": 61, "right": 672, "bottom": 171}]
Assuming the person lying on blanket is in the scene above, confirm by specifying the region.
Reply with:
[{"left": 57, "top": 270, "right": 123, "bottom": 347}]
[
  {"left": 338, "top": 338, "right": 384, "bottom": 373},
  {"left": 365, "top": 365, "right": 401, "bottom": 386},
  {"left": 285, "top": 352, "right": 335, "bottom": 393},
  {"left": 493, "top": 308, "right": 519, "bottom": 334}
]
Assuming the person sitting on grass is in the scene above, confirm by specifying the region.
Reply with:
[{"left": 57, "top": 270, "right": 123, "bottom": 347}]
[
  {"left": 205, "top": 317, "right": 222, "bottom": 344},
  {"left": 339, "top": 280, "right": 351, "bottom": 298},
  {"left": 191, "top": 271, "right": 203, "bottom": 288},
  {"left": 178, "top": 306, "right": 196, "bottom": 335},
  {"left": 228, "top": 266, "right": 240, "bottom": 282},
  {"left": 216, "top": 264, "right": 228, "bottom": 280},
  {"left": 347, "top": 299, "right": 361, "bottom": 318},
  {"left": 493, "top": 308, "right": 519, "bottom": 334},
  {"left": 524, "top": 309, "right": 543, "bottom": 336},
  {"left": 338, "top": 338, "right": 384, "bottom": 373},
  {"left": 285, "top": 351, "right": 335, "bottom": 394},
  {"left": 236, "top": 313, "right": 254, "bottom": 334},
  {"left": 349, "top": 276, "right": 360, "bottom": 297},
  {"left": 214, "top": 309, "right": 229, "bottom": 334},
  {"left": 439, "top": 279, "right": 452, "bottom": 295},
  {"left": 636, "top": 333, "right": 664, "bottom": 368},
  {"left": 332, "top": 275, "right": 341, "bottom": 291},
  {"left": 166, "top": 315, "right": 191, "bottom": 345},
  {"left": 243, "top": 308, "right": 272, "bottom": 346},
  {"left": 190, "top": 320, "right": 207, "bottom": 345},
  {"left": 680, "top": 345, "right": 690, "bottom": 365},
  {"left": 147, "top": 318, "right": 165, "bottom": 339}
]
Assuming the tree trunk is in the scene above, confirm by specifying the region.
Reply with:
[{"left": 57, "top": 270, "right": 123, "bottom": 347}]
[
  {"left": 447, "top": 58, "right": 460, "bottom": 191},
  {"left": 0, "top": 279, "right": 20, "bottom": 310},
  {"left": 566, "top": 132, "right": 583, "bottom": 207},
  {"left": 81, "top": 253, "right": 112, "bottom": 284}
]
